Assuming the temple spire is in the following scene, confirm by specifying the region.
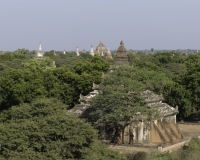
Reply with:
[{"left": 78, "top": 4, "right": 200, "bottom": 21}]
[
  {"left": 90, "top": 45, "right": 94, "bottom": 56},
  {"left": 36, "top": 42, "right": 44, "bottom": 58},
  {"left": 39, "top": 42, "right": 42, "bottom": 52},
  {"left": 75, "top": 47, "right": 79, "bottom": 56}
]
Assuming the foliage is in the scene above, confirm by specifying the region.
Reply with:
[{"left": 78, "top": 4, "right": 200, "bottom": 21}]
[
  {"left": 0, "top": 53, "right": 27, "bottom": 62},
  {"left": 0, "top": 67, "right": 80, "bottom": 110},
  {"left": 0, "top": 98, "right": 126, "bottom": 160},
  {"left": 23, "top": 57, "right": 55, "bottom": 71},
  {"left": 152, "top": 52, "right": 182, "bottom": 66},
  {"left": 44, "top": 52, "right": 93, "bottom": 69},
  {"left": 164, "top": 56, "right": 200, "bottom": 119},
  {"left": 0, "top": 55, "right": 110, "bottom": 110},
  {"left": 126, "top": 152, "right": 147, "bottom": 160},
  {"left": 164, "top": 63, "right": 187, "bottom": 75},
  {"left": 0, "top": 53, "right": 31, "bottom": 76},
  {"left": 13, "top": 48, "right": 35, "bottom": 55},
  {"left": 74, "top": 55, "right": 110, "bottom": 84},
  {"left": 180, "top": 137, "right": 200, "bottom": 160}
]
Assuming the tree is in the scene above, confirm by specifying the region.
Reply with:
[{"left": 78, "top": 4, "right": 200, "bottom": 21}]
[
  {"left": 74, "top": 55, "right": 110, "bottom": 84},
  {"left": 44, "top": 52, "right": 92, "bottom": 69},
  {"left": 0, "top": 60, "right": 102, "bottom": 110},
  {"left": 23, "top": 57, "right": 55, "bottom": 71},
  {"left": 164, "top": 56, "right": 200, "bottom": 119},
  {"left": 0, "top": 98, "right": 126, "bottom": 159}
]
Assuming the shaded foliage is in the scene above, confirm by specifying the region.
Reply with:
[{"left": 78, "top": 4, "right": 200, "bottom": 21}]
[{"left": 0, "top": 98, "right": 126, "bottom": 160}]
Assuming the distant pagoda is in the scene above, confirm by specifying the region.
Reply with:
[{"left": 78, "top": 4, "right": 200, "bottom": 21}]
[
  {"left": 89, "top": 45, "right": 94, "bottom": 56},
  {"left": 75, "top": 47, "right": 80, "bottom": 56},
  {"left": 95, "top": 40, "right": 107, "bottom": 56},
  {"left": 36, "top": 43, "right": 44, "bottom": 58},
  {"left": 114, "top": 41, "right": 129, "bottom": 65},
  {"left": 63, "top": 49, "right": 66, "bottom": 54},
  {"left": 105, "top": 48, "right": 113, "bottom": 61},
  {"left": 82, "top": 49, "right": 86, "bottom": 53},
  {"left": 1, "top": 49, "right": 5, "bottom": 55}
]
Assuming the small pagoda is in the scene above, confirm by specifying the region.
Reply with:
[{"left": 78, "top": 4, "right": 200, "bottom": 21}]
[
  {"left": 75, "top": 47, "right": 80, "bottom": 56},
  {"left": 105, "top": 49, "right": 113, "bottom": 61},
  {"left": 36, "top": 43, "right": 44, "bottom": 58},
  {"left": 114, "top": 41, "right": 129, "bottom": 65},
  {"left": 90, "top": 45, "right": 95, "bottom": 56}
]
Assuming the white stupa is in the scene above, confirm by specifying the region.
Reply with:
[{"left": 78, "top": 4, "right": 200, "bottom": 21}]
[
  {"left": 75, "top": 47, "right": 80, "bottom": 56},
  {"left": 89, "top": 45, "right": 94, "bottom": 56},
  {"left": 63, "top": 49, "right": 66, "bottom": 54},
  {"left": 36, "top": 43, "right": 44, "bottom": 58}
]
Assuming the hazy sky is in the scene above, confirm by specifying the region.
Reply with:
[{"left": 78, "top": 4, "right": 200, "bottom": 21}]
[{"left": 1, "top": 0, "right": 200, "bottom": 51}]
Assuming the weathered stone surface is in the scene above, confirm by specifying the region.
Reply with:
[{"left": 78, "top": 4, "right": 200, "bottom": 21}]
[
  {"left": 68, "top": 104, "right": 90, "bottom": 117},
  {"left": 68, "top": 83, "right": 100, "bottom": 116},
  {"left": 142, "top": 90, "right": 178, "bottom": 117}
]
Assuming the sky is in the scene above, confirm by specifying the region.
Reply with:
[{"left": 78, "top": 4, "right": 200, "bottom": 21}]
[{"left": 0, "top": 0, "right": 200, "bottom": 51}]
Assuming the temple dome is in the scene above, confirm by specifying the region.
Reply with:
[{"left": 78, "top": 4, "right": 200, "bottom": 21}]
[{"left": 95, "top": 40, "right": 107, "bottom": 55}]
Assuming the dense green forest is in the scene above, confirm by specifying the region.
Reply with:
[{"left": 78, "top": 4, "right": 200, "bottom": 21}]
[{"left": 0, "top": 49, "right": 199, "bottom": 159}]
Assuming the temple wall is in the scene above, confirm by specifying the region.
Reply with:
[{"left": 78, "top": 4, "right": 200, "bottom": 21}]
[
  {"left": 119, "top": 117, "right": 182, "bottom": 145},
  {"left": 150, "top": 122, "right": 163, "bottom": 143}
]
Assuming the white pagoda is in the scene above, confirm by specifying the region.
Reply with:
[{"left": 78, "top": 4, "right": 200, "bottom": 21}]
[
  {"left": 75, "top": 47, "right": 80, "bottom": 56},
  {"left": 63, "top": 49, "right": 66, "bottom": 54},
  {"left": 36, "top": 43, "right": 44, "bottom": 58},
  {"left": 89, "top": 45, "right": 94, "bottom": 56}
]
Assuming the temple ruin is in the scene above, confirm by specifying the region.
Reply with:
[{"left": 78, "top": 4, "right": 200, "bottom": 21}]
[{"left": 68, "top": 87, "right": 183, "bottom": 145}]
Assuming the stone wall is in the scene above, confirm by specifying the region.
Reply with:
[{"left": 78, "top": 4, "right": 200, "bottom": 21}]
[{"left": 157, "top": 140, "right": 187, "bottom": 153}]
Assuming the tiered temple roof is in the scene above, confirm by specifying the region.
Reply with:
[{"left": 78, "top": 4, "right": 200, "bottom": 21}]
[{"left": 142, "top": 90, "right": 178, "bottom": 117}]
